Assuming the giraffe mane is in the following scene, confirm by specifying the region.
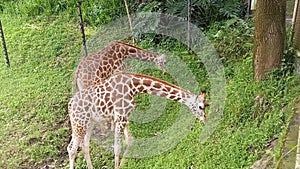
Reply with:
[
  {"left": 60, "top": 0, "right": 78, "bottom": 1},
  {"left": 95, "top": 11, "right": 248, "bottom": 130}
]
[
  {"left": 120, "top": 72, "right": 191, "bottom": 93},
  {"left": 113, "top": 41, "right": 160, "bottom": 56},
  {"left": 113, "top": 41, "right": 144, "bottom": 51}
]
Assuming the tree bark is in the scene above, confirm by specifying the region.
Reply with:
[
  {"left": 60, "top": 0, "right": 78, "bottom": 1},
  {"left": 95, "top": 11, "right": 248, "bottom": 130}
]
[{"left": 254, "top": 0, "right": 286, "bottom": 81}]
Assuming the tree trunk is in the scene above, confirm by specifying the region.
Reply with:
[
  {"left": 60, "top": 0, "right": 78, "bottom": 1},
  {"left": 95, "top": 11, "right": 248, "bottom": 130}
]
[
  {"left": 254, "top": 0, "right": 286, "bottom": 81},
  {"left": 293, "top": 0, "right": 300, "bottom": 50}
]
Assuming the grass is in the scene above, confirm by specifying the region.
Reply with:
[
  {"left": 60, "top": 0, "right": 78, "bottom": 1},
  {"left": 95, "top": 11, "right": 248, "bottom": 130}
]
[
  {"left": 0, "top": 15, "right": 81, "bottom": 168},
  {"left": 0, "top": 0, "right": 136, "bottom": 26},
  {"left": 0, "top": 10, "right": 299, "bottom": 169}
]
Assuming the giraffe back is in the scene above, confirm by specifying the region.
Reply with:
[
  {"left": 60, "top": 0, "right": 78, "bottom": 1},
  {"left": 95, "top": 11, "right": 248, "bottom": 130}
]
[{"left": 74, "top": 41, "right": 166, "bottom": 91}]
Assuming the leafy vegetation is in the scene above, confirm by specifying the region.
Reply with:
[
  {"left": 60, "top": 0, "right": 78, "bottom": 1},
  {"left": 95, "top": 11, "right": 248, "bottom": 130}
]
[
  {"left": 0, "top": 1, "right": 299, "bottom": 169},
  {"left": 137, "top": 0, "right": 246, "bottom": 28},
  {"left": 0, "top": 0, "right": 136, "bottom": 26},
  {"left": 206, "top": 17, "right": 254, "bottom": 60},
  {"left": 0, "top": 0, "right": 245, "bottom": 27}
]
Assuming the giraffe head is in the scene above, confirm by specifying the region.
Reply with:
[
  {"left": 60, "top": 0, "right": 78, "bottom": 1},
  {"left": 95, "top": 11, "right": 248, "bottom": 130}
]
[
  {"left": 155, "top": 54, "right": 167, "bottom": 73},
  {"left": 188, "top": 90, "right": 208, "bottom": 123}
]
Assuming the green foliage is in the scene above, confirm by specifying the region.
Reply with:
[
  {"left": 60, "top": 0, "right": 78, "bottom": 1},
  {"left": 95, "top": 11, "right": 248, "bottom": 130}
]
[
  {"left": 0, "top": 0, "right": 75, "bottom": 16},
  {"left": 206, "top": 17, "right": 254, "bottom": 60},
  {"left": 0, "top": 5, "right": 299, "bottom": 169},
  {"left": 80, "top": 0, "right": 136, "bottom": 26},
  {"left": 0, "top": 0, "right": 247, "bottom": 28},
  {"left": 139, "top": 0, "right": 246, "bottom": 28},
  {"left": 0, "top": 0, "right": 137, "bottom": 26},
  {"left": 137, "top": 1, "right": 162, "bottom": 12}
]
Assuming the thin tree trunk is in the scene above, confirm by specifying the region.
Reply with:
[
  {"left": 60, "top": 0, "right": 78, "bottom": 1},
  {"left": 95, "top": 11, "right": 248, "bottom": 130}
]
[
  {"left": 187, "top": 0, "right": 191, "bottom": 53},
  {"left": 0, "top": 20, "right": 10, "bottom": 68},
  {"left": 124, "top": 0, "right": 134, "bottom": 44},
  {"left": 77, "top": 2, "right": 88, "bottom": 57},
  {"left": 293, "top": 0, "right": 300, "bottom": 50},
  {"left": 254, "top": 0, "right": 286, "bottom": 81},
  {"left": 291, "top": 0, "right": 299, "bottom": 37},
  {"left": 246, "top": 0, "right": 252, "bottom": 20},
  {"left": 293, "top": 0, "right": 300, "bottom": 77}
]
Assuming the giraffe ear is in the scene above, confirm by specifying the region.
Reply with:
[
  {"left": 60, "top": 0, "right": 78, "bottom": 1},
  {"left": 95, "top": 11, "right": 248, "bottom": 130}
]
[
  {"left": 204, "top": 102, "right": 210, "bottom": 107},
  {"left": 200, "top": 90, "right": 206, "bottom": 97}
]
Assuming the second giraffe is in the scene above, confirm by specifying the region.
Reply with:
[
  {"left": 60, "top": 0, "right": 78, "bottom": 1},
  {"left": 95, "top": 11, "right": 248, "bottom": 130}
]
[
  {"left": 67, "top": 72, "right": 208, "bottom": 169},
  {"left": 74, "top": 41, "right": 167, "bottom": 91}
]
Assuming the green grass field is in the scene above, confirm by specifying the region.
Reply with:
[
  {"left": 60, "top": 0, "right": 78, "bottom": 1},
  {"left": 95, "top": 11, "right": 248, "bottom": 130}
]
[{"left": 0, "top": 10, "right": 299, "bottom": 169}]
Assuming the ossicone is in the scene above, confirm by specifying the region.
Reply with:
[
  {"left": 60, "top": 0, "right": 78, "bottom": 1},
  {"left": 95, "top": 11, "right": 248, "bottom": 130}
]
[{"left": 200, "top": 90, "right": 206, "bottom": 97}]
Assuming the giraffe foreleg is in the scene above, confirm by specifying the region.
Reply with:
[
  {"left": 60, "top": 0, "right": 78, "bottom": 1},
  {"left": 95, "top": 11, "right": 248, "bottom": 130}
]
[
  {"left": 114, "top": 121, "right": 126, "bottom": 169},
  {"left": 124, "top": 125, "right": 134, "bottom": 146},
  {"left": 120, "top": 125, "right": 134, "bottom": 166},
  {"left": 110, "top": 119, "right": 115, "bottom": 132}
]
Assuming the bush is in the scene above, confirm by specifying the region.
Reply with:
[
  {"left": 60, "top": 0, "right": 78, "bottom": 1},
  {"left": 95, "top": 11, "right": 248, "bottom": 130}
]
[
  {"left": 206, "top": 17, "right": 254, "bottom": 60},
  {"left": 137, "top": 0, "right": 246, "bottom": 28}
]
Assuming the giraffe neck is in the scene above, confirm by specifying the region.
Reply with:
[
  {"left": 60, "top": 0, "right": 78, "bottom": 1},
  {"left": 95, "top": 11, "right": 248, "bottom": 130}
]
[
  {"left": 121, "top": 73, "right": 207, "bottom": 122},
  {"left": 113, "top": 41, "right": 160, "bottom": 62},
  {"left": 111, "top": 72, "right": 195, "bottom": 106}
]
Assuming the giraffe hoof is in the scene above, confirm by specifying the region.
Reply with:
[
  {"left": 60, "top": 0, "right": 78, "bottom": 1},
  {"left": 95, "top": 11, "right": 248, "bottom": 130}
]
[{"left": 200, "top": 119, "right": 206, "bottom": 124}]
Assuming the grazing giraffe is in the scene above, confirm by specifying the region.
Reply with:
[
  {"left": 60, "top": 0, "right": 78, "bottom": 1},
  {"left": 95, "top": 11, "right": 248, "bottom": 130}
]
[
  {"left": 67, "top": 72, "right": 208, "bottom": 169},
  {"left": 74, "top": 41, "right": 167, "bottom": 91}
]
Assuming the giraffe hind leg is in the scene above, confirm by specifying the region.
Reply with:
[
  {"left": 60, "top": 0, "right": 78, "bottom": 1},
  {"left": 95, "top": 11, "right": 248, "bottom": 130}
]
[
  {"left": 67, "top": 135, "right": 82, "bottom": 169},
  {"left": 82, "top": 126, "right": 93, "bottom": 169}
]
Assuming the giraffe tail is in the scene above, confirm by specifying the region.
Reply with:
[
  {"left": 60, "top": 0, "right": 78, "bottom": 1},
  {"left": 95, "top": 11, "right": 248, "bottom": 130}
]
[{"left": 77, "top": 78, "right": 85, "bottom": 91}]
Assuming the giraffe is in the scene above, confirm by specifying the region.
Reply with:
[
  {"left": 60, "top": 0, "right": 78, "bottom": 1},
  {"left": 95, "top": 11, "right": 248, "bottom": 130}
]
[
  {"left": 67, "top": 72, "right": 208, "bottom": 169},
  {"left": 74, "top": 41, "right": 167, "bottom": 91}
]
